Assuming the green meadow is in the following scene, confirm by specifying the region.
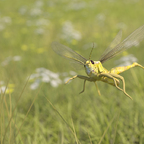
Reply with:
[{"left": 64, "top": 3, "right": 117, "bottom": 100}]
[{"left": 1, "top": 0, "right": 144, "bottom": 143}]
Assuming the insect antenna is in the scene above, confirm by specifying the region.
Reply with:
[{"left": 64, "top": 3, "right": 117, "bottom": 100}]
[{"left": 89, "top": 43, "right": 95, "bottom": 60}]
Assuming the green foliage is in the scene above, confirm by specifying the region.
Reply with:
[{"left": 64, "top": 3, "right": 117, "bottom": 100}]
[{"left": 0, "top": 0, "right": 144, "bottom": 143}]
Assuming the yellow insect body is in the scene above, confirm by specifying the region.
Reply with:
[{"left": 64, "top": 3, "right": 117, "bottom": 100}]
[
  {"left": 85, "top": 61, "right": 106, "bottom": 76},
  {"left": 52, "top": 25, "right": 144, "bottom": 100},
  {"left": 85, "top": 60, "right": 119, "bottom": 87}
]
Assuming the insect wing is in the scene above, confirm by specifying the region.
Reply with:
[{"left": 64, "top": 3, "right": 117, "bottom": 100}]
[
  {"left": 100, "top": 25, "right": 144, "bottom": 63},
  {"left": 100, "top": 30, "right": 122, "bottom": 60},
  {"left": 51, "top": 42, "right": 87, "bottom": 65}
]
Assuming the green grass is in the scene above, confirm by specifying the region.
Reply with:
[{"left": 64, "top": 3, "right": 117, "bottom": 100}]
[{"left": 0, "top": 0, "right": 144, "bottom": 143}]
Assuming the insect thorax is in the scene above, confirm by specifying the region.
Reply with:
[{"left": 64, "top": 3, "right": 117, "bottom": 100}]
[{"left": 85, "top": 60, "right": 106, "bottom": 77}]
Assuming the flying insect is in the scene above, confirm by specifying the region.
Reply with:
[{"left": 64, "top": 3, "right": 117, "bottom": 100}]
[{"left": 52, "top": 25, "right": 144, "bottom": 100}]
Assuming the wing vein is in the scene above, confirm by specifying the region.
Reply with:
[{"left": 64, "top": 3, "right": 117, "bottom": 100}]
[{"left": 100, "top": 25, "right": 144, "bottom": 63}]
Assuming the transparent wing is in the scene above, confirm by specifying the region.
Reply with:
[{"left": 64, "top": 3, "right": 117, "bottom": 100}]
[
  {"left": 100, "top": 25, "right": 144, "bottom": 63},
  {"left": 100, "top": 30, "right": 122, "bottom": 60},
  {"left": 51, "top": 42, "right": 87, "bottom": 65}
]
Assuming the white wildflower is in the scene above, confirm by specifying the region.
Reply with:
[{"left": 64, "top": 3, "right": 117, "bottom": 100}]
[
  {"left": 36, "top": 67, "right": 47, "bottom": 73},
  {"left": 36, "top": 18, "right": 49, "bottom": 26},
  {"left": 50, "top": 79, "right": 62, "bottom": 87},
  {"left": 35, "top": 28, "right": 44, "bottom": 35},
  {"left": 35, "top": 1, "right": 44, "bottom": 7},
  {"left": 96, "top": 13, "right": 105, "bottom": 22},
  {"left": 115, "top": 54, "right": 138, "bottom": 66},
  {"left": 48, "top": 71, "right": 59, "bottom": 79},
  {"left": 61, "top": 21, "right": 82, "bottom": 41},
  {"left": 13, "top": 56, "right": 21, "bottom": 61},
  {"left": 0, "top": 86, "right": 6, "bottom": 93},
  {"left": 30, "top": 8, "right": 42, "bottom": 16},
  {"left": 2, "top": 16, "right": 12, "bottom": 24},
  {"left": 68, "top": 2, "right": 86, "bottom": 10},
  {"left": 29, "top": 73, "right": 41, "bottom": 80},
  {"left": 41, "top": 75, "right": 50, "bottom": 83},
  {"left": 1, "top": 56, "right": 12, "bottom": 66},
  {"left": 30, "top": 80, "right": 40, "bottom": 90},
  {"left": 0, "top": 24, "right": 5, "bottom": 31},
  {"left": 19, "top": 6, "right": 27, "bottom": 15}
]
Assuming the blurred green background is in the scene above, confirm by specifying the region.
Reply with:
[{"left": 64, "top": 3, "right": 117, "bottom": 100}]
[{"left": 1, "top": 0, "right": 144, "bottom": 143}]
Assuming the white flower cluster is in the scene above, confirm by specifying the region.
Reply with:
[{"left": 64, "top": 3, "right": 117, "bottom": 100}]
[
  {"left": 1, "top": 56, "right": 21, "bottom": 66},
  {"left": 0, "top": 16, "right": 12, "bottom": 31},
  {"left": 115, "top": 54, "right": 138, "bottom": 67},
  {"left": 29, "top": 68, "right": 77, "bottom": 90},
  {"left": 0, "top": 81, "right": 14, "bottom": 94},
  {"left": 67, "top": 1, "right": 86, "bottom": 10},
  {"left": 61, "top": 21, "right": 82, "bottom": 41},
  {"left": 30, "top": 68, "right": 61, "bottom": 89},
  {"left": 19, "top": 0, "right": 49, "bottom": 35}
]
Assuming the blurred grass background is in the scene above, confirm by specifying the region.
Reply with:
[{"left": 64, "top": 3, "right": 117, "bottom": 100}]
[{"left": 0, "top": 0, "right": 144, "bottom": 143}]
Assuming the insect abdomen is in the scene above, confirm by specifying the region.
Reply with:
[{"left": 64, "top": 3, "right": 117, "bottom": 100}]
[{"left": 101, "top": 76, "right": 120, "bottom": 86}]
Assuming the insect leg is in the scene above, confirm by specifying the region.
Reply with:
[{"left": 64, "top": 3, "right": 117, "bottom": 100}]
[
  {"left": 77, "top": 76, "right": 103, "bottom": 94},
  {"left": 79, "top": 80, "right": 86, "bottom": 94},
  {"left": 65, "top": 75, "right": 78, "bottom": 84},
  {"left": 110, "top": 74, "right": 133, "bottom": 100},
  {"left": 99, "top": 73, "right": 123, "bottom": 91},
  {"left": 99, "top": 73, "right": 132, "bottom": 100},
  {"left": 110, "top": 62, "right": 144, "bottom": 74},
  {"left": 65, "top": 75, "right": 94, "bottom": 84},
  {"left": 76, "top": 75, "right": 95, "bottom": 94},
  {"left": 79, "top": 78, "right": 101, "bottom": 95},
  {"left": 65, "top": 75, "right": 94, "bottom": 93},
  {"left": 132, "top": 62, "right": 144, "bottom": 69},
  {"left": 94, "top": 82, "right": 101, "bottom": 96}
]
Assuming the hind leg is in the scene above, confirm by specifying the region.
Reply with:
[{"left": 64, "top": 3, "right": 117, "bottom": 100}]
[
  {"left": 110, "top": 62, "right": 144, "bottom": 74},
  {"left": 99, "top": 73, "right": 133, "bottom": 100},
  {"left": 110, "top": 73, "right": 133, "bottom": 100}
]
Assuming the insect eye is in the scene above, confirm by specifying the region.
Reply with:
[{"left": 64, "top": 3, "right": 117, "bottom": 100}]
[{"left": 90, "top": 60, "right": 94, "bottom": 64}]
